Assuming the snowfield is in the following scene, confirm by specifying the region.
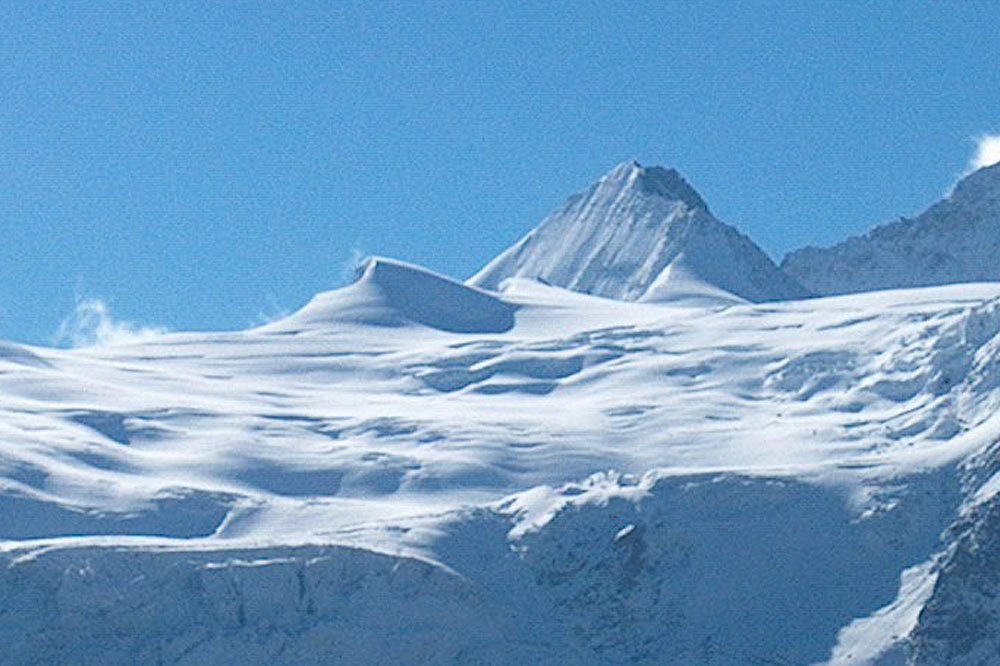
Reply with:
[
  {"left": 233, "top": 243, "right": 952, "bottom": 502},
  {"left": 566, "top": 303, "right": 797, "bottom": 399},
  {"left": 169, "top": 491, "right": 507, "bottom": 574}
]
[
  {"left": 4, "top": 259, "right": 1000, "bottom": 664},
  {"left": 5, "top": 162, "right": 1000, "bottom": 664}
]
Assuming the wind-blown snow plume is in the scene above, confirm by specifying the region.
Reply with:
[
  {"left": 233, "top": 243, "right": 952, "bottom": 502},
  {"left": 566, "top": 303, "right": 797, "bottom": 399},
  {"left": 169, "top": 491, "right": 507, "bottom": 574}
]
[
  {"left": 339, "top": 246, "right": 368, "bottom": 286},
  {"left": 54, "top": 298, "right": 166, "bottom": 347},
  {"left": 970, "top": 133, "right": 1000, "bottom": 171},
  {"left": 249, "top": 295, "right": 291, "bottom": 327}
]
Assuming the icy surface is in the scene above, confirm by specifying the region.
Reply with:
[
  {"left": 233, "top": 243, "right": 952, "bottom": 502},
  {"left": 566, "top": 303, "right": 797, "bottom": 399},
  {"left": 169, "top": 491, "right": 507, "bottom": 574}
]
[
  {"left": 783, "top": 161, "right": 1000, "bottom": 295},
  {"left": 4, "top": 253, "right": 1000, "bottom": 662},
  {"left": 469, "top": 161, "right": 810, "bottom": 303},
  {"left": 7, "top": 165, "right": 1000, "bottom": 662}
]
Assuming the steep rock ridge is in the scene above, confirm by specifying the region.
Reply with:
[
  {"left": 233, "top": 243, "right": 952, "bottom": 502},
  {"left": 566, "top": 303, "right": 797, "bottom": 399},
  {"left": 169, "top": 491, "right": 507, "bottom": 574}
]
[
  {"left": 468, "top": 161, "right": 810, "bottom": 303},
  {"left": 782, "top": 162, "right": 1000, "bottom": 295},
  {"left": 899, "top": 439, "right": 1000, "bottom": 665},
  {"left": 907, "top": 492, "right": 1000, "bottom": 665}
]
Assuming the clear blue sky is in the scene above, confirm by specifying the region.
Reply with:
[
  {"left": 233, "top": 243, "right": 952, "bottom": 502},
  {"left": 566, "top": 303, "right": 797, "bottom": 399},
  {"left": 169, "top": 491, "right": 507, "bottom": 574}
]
[{"left": 2, "top": 2, "right": 1000, "bottom": 345}]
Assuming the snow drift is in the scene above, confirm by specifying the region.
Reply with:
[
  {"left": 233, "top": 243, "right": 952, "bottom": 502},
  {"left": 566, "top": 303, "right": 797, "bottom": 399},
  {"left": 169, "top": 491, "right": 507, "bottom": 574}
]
[{"left": 269, "top": 256, "right": 517, "bottom": 334}]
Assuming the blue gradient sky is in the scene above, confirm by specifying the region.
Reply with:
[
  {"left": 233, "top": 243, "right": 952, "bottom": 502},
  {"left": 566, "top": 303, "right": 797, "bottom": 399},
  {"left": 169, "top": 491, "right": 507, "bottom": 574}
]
[{"left": 2, "top": 2, "right": 1000, "bottom": 345}]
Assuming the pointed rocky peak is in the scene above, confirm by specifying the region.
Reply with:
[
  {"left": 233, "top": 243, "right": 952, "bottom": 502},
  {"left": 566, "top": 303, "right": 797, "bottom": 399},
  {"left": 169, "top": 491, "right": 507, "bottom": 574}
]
[
  {"left": 468, "top": 162, "right": 809, "bottom": 304},
  {"left": 604, "top": 160, "right": 709, "bottom": 213}
]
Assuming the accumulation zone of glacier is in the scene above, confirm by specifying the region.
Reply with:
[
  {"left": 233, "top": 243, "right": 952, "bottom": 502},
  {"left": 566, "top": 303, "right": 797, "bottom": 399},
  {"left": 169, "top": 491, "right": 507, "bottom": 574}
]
[{"left": 6, "top": 161, "right": 1000, "bottom": 664}]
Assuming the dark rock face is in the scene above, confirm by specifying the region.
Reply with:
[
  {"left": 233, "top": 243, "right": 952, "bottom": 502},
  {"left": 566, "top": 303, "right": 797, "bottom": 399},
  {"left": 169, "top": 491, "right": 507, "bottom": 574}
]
[{"left": 910, "top": 493, "right": 1000, "bottom": 665}]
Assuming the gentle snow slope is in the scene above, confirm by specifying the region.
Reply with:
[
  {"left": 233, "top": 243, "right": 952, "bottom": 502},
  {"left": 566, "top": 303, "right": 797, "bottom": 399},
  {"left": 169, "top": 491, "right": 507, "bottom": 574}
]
[
  {"left": 274, "top": 256, "right": 518, "bottom": 334},
  {"left": 469, "top": 161, "right": 810, "bottom": 303}
]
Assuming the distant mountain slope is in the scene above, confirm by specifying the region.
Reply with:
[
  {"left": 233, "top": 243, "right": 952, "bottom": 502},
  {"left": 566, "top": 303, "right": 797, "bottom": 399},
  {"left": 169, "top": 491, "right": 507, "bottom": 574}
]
[
  {"left": 782, "top": 162, "right": 1000, "bottom": 295},
  {"left": 468, "top": 161, "right": 810, "bottom": 303}
]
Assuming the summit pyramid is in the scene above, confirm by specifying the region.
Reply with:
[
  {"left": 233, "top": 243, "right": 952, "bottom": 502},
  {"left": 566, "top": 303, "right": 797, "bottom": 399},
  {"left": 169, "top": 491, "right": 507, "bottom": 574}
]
[{"left": 469, "top": 161, "right": 810, "bottom": 303}]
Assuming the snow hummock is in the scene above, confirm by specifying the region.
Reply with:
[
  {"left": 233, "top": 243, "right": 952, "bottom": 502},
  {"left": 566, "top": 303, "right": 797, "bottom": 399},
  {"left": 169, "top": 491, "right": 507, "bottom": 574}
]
[
  {"left": 268, "top": 256, "right": 518, "bottom": 334},
  {"left": 469, "top": 161, "right": 811, "bottom": 303},
  {"left": 783, "top": 161, "right": 1000, "bottom": 295}
]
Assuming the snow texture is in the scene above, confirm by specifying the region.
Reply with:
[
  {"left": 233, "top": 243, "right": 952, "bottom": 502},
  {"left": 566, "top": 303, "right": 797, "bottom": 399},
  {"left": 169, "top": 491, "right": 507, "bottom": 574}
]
[{"left": 3, "top": 273, "right": 1000, "bottom": 663}]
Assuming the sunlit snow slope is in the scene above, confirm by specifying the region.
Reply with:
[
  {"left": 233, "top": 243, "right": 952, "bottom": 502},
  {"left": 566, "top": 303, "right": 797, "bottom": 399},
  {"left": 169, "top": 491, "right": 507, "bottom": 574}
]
[
  {"left": 7, "top": 159, "right": 1000, "bottom": 665},
  {"left": 4, "top": 249, "right": 1000, "bottom": 663},
  {"left": 469, "top": 161, "right": 811, "bottom": 304}
]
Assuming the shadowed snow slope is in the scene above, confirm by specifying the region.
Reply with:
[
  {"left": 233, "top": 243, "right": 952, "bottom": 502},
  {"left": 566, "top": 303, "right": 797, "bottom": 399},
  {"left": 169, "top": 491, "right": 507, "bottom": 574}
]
[
  {"left": 469, "top": 161, "right": 810, "bottom": 303},
  {"left": 783, "top": 161, "right": 1000, "bottom": 295}
]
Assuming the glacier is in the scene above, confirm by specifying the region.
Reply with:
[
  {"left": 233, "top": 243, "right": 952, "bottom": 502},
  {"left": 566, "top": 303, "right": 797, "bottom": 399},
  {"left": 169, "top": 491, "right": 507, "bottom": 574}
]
[{"left": 4, "top": 162, "right": 1000, "bottom": 664}]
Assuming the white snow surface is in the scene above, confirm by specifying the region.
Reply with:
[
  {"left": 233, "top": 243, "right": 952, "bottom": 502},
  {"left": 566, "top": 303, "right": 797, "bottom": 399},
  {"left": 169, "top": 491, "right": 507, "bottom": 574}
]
[
  {"left": 469, "top": 161, "right": 811, "bottom": 303},
  {"left": 5, "top": 251, "right": 1000, "bottom": 662},
  {"left": 783, "top": 161, "right": 1000, "bottom": 296}
]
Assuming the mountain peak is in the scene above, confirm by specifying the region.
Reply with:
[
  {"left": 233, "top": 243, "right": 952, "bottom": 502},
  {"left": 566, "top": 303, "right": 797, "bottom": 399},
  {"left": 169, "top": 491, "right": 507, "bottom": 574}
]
[
  {"left": 468, "top": 162, "right": 809, "bottom": 303},
  {"left": 606, "top": 161, "right": 709, "bottom": 213}
]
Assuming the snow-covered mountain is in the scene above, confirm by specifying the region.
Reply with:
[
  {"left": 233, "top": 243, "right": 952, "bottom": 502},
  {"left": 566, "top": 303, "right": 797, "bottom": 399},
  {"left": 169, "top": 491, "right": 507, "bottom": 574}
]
[
  {"left": 782, "top": 161, "right": 1000, "bottom": 295},
  {"left": 5, "top": 267, "right": 1000, "bottom": 664},
  {"left": 7, "top": 163, "right": 1000, "bottom": 664},
  {"left": 469, "top": 161, "right": 810, "bottom": 304}
]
